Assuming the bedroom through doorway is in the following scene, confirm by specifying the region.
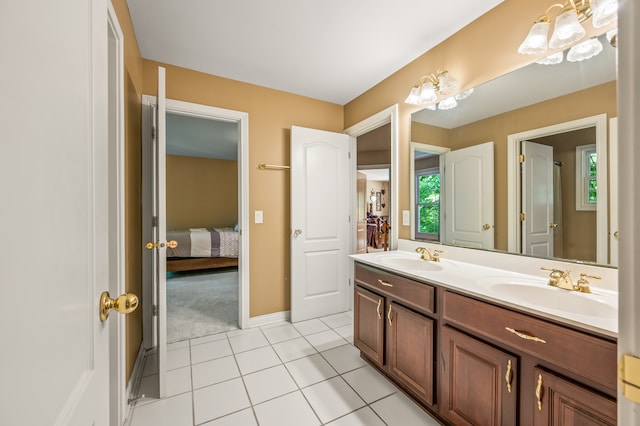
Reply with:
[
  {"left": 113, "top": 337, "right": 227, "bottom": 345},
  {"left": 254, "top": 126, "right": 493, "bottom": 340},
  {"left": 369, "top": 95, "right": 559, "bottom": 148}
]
[{"left": 164, "top": 112, "right": 240, "bottom": 342}]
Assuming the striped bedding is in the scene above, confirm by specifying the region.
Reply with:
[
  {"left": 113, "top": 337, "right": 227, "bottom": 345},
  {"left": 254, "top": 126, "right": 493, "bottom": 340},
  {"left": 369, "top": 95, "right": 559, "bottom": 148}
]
[{"left": 166, "top": 227, "right": 239, "bottom": 258}]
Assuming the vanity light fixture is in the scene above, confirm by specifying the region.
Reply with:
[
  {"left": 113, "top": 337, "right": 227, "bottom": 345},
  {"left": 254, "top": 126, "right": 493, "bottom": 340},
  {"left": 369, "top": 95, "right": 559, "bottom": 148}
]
[
  {"left": 567, "top": 36, "right": 603, "bottom": 61},
  {"left": 404, "top": 69, "right": 459, "bottom": 106},
  {"left": 518, "top": 0, "right": 617, "bottom": 56}
]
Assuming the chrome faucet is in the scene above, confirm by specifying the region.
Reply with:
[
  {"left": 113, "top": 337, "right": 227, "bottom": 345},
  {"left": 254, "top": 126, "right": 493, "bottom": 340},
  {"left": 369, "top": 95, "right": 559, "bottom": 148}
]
[
  {"left": 415, "top": 247, "right": 443, "bottom": 262},
  {"left": 540, "top": 268, "right": 601, "bottom": 293}
]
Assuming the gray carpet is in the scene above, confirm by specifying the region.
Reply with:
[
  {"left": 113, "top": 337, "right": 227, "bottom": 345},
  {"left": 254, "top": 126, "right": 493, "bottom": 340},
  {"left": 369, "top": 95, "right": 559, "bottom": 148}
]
[{"left": 166, "top": 269, "right": 239, "bottom": 343}]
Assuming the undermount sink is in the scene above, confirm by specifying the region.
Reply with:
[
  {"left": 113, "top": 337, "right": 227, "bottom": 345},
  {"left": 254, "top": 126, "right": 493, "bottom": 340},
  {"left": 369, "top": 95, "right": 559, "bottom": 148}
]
[
  {"left": 484, "top": 280, "right": 616, "bottom": 317},
  {"left": 376, "top": 255, "right": 442, "bottom": 272}
]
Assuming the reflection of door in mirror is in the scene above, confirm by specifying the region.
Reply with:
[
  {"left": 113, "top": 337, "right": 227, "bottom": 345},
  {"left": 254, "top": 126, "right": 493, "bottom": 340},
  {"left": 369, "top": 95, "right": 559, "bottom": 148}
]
[
  {"left": 519, "top": 128, "right": 598, "bottom": 262},
  {"left": 356, "top": 172, "right": 367, "bottom": 254},
  {"left": 357, "top": 124, "right": 391, "bottom": 253}
]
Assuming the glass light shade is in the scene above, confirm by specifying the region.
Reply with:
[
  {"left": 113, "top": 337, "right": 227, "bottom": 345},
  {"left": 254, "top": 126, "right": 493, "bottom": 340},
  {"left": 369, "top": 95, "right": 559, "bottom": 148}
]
[
  {"left": 438, "top": 96, "right": 457, "bottom": 110},
  {"left": 536, "top": 51, "right": 564, "bottom": 65},
  {"left": 436, "top": 71, "right": 458, "bottom": 96},
  {"left": 567, "top": 37, "right": 603, "bottom": 62},
  {"left": 549, "top": 9, "right": 586, "bottom": 49},
  {"left": 425, "top": 103, "right": 437, "bottom": 111},
  {"left": 404, "top": 86, "right": 421, "bottom": 105},
  {"left": 418, "top": 82, "right": 438, "bottom": 104},
  {"left": 518, "top": 21, "right": 551, "bottom": 54},
  {"left": 454, "top": 88, "right": 474, "bottom": 100},
  {"left": 590, "top": 0, "right": 618, "bottom": 28}
]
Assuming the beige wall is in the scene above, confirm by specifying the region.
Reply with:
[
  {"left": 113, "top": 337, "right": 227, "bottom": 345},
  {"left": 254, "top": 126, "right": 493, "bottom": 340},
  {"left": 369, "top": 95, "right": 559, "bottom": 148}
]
[
  {"left": 344, "top": 0, "right": 615, "bottom": 241},
  {"left": 166, "top": 155, "right": 238, "bottom": 230},
  {"left": 142, "top": 60, "right": 344, "bottom": 318},
  {"left": 411, "top": 82, "right": 616, "bottom": 251}
]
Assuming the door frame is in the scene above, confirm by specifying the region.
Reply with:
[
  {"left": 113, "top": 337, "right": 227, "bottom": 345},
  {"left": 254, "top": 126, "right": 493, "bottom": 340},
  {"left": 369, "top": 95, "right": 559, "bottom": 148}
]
[
  {"left": 107, "top": 3, "right": 127, "bottom": 425},
  {"left": 345, "top": 105, "right": 398, "bottom": 310},
  {"left": 141, "top": 96, "right": 250, "bottom": 349},
  {"left": 506, "top": 114, "right": 608, "bottom": 263}
]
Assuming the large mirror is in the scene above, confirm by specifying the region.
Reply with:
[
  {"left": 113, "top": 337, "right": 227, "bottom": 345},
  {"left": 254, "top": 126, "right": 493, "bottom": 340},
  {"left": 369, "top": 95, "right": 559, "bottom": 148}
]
[{"left": 410, "top": 32, "right": 617, "bottom": 266}]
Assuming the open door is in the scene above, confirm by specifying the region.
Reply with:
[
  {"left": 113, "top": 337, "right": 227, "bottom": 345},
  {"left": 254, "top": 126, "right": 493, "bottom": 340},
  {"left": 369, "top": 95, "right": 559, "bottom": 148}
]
[
  {"left": 356, "top": 172, "right": 367, "bottom": 254},
  {"left": 521, "top": 141, "right": 555, "bottom": 257},
  {"left": 291, "top": 126, "right": 352, "bottom": 322},
  {"left": 443, "top": 142, "right": 494, "bottom": 249}
]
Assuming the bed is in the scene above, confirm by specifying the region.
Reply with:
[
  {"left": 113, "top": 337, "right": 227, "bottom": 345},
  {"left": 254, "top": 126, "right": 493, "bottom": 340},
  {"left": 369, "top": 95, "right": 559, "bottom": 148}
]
[{"left": 166, "top": 227, "right": 239, "bottom": 272}]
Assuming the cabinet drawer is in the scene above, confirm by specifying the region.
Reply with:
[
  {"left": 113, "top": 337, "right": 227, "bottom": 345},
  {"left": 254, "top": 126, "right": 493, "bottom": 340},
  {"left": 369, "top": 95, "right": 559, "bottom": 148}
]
[
  {"left": 442, "top": 291, "right": 616, "bottom": 391},
  {"left": 355, "top": 263, "right": 435, "bottom": 314}
]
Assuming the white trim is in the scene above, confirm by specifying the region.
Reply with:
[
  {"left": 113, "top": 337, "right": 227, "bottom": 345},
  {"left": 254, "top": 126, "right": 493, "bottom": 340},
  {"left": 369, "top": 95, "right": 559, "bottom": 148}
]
[
  {"left": 575, "top": 144, "right": 597, "bottom": 211},
  {"left": 344, "top": 104, "right": 399, "bottom": 253},
  {"left": 248, "top": 311, "right": 291, "bottom": 328},
  {"left": 124, "top": 342, "right": 146, "bottom": 422},
  {"left": 107, "top": 3, "right": 126, "bottom": 425},
  {"left": 506, "top": 114, "right": 608, "bottom": 264},
  {"left": 409, "top": 142, "right": 450, "bottom": 241},
  {"left": 140, "top": 95, "right": 250, "bottom": 342},
  {"left": 608, "top": 117, "right": 618, "bottom": 266}
]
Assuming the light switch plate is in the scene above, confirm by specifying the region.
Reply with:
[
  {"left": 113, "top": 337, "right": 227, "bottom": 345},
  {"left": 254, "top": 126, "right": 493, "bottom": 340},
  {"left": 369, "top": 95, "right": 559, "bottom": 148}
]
[
  {"left": 255, "top": 210, "right": 263, "bottom": 224},
  {"left": 402, "top": 210, "right": 410, "bottom": 226}
]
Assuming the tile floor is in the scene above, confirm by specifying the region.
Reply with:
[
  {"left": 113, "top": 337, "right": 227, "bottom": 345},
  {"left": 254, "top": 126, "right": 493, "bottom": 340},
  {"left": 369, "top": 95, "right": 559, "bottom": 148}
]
[{"left": 127, "top": 311, "right": 441, "bottom": 426}]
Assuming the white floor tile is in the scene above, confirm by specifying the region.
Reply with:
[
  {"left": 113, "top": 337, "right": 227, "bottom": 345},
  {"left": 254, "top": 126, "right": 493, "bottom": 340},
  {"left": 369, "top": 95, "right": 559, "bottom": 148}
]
[
  {"left": 234, "top": 346, "right": 281, "bottom": 375},
  {"left": 272, "top": 337, "right": 317, "bottom": 362},
  {"left": 243, "top": 365, "right": 298, "bottom": 404},
  {"left": 326, "top": 407, "right": 386, "bottom": 426},
  {"left": 302, "top": 376, "right": 366, "bottom": 423},
  {"left": 342, "top": 365, "right": 397, "bottom": 403},
  {"left": 305, "top": 329, "right": 349, "bottom": 352},
  {"left": 133, "top": 366, "right": 192, "bottom": 404},
  {"left": 190, "top": 332, "right": 228, "bottom": 347},
  {"left": 193, "top": 378, "right": 251, "bottom": 425},
  {"left": 167, "top": 347, "right": 191, "bottom": 370},
  {"left": 226, "top": 327, "right": 261, "bottom": 338},
  {"left": 344, "top": 310, "right": 354, "bottom": 319},
  {"left": 261, "top": 323, "right": 302, "bottom": 344},
  {"left": 285, "top": 353, "right": 338, "bottom": 388},
  {"left": 191, "top": 339, "right": 233, "bottom": 364},
  {"left": 371, "top": 392, "right": 440, "bottom": 426},
  {"left": 191, "top": 355, "right": 240, "bottom": 389},
  {"left": 334, "top": 324, "right": 354, "bottom": 343},
  {"left": 321, "top": 344, "right": 367, "bottom": 374},
  {"left": 201, "top": 408, "right": 257, "bottom": 426},
  {"left": 167, "top": 340, "right": 190, "bottom": 351},
  {"left": 292, "top": 318, "right": 330, "bottom": 336},
  {"left": 254, "top": 391, "right": 320, "bottom": 426},
  {"left": 319, "top": 312, "right": 353, "bottom": 329},
  {"left": 129, "top": 392, "right": 192, "bottom": 426},
  {"left": 229, "top": 330, "right": 270, "bottom": 353}
]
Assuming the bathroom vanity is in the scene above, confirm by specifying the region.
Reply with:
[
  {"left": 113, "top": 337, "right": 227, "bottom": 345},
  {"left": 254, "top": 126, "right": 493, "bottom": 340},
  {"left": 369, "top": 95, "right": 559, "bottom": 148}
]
[{"left": 351, "top": 243, "right": 618, "bottom": 425}]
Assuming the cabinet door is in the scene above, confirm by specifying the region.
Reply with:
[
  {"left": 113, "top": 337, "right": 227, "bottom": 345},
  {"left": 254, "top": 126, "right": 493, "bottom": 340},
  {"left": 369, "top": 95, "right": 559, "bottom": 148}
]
[
  {"left": 387, "top": 302, "right": 435, "bottom": 405},
  {"left": 533, "top": 368, "right": 616, "bottom": 426},
  {"left": 441, "top": 326, "right": 518, "bottom": 426},
  {"left": 354, "top": 286, "right": 385, "bottom": 366}
]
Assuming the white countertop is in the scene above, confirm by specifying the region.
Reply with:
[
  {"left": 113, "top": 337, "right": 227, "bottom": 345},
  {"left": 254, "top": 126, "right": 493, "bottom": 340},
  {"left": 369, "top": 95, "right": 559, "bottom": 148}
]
[{"left": 350, "top": 249, "right": 618, "bottom": 338}]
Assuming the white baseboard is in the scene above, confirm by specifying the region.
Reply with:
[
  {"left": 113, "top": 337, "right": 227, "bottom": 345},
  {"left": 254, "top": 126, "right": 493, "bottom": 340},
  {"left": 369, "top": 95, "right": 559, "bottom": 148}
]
[
  {"left": 124, "top": 342, "right": 146, "bottom": 423},
  {"left": 248, "top": 310, "right": 291, "bottom": 328}
]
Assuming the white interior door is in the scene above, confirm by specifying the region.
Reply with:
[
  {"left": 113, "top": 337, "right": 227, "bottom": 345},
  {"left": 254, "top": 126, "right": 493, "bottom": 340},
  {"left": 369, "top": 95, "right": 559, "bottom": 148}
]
[
  {"left": 151, "top": 67, "right": 169, "bottom": 398},
  {"left": 443, "top": 142, "right": 495, "bottom": 249},
  {"left": 291, "top": 126, "right": 352, "bottom": 322},
  {"left": 356, "top": 172, "right": 367, "bottom": 254},
  {"left": 521, "top": 141, "right": 555, "bottom": 257},
  {"left": 0, "top": 1, "right": 110, "bottom": 424}
]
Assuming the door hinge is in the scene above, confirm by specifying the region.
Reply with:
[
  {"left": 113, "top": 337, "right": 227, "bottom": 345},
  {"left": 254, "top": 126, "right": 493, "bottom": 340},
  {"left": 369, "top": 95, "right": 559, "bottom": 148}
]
[
  {"left": 152, "top": 216, "right": 158, "bottom": 227},
  {"left": 152, "top": 305, "right": 158, "bottom": 317},
  {"left": 519, "top": 154, "right": 525, "bottom": 163},
  {"left": 520, "top": 213, "right": 526, "bottom": 221},
  {"left": 619, "top": 354, "right": 640, "bottom": 403}
]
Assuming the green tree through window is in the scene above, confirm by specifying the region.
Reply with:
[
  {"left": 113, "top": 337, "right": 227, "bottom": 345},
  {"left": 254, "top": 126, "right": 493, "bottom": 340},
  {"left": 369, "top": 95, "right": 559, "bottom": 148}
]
[{"left": 417, "top": 172, "right": 440, "bottom": 237}]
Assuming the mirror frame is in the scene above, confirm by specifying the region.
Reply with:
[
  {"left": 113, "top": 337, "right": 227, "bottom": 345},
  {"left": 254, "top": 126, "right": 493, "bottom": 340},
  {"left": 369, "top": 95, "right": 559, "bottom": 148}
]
[{"left": 506, "top": 113, "right": 609, "bottom": 264}]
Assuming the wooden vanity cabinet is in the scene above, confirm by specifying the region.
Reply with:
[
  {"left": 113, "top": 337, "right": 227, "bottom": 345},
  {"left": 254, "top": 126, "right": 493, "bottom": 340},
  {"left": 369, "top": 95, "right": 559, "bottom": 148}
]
[
  {"left": 354, "top": 263, "right": 436, "bottom": 407},
  {"left": 440, "top": 325, "right": 518, "bottom": 426}
]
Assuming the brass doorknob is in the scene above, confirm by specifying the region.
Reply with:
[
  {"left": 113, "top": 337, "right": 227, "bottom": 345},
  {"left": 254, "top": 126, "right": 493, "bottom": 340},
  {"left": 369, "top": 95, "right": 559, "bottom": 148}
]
[
  {"left": 100, "top": 291, "right": 139, "bottom": 321},
  {"left": 144, "top": 240, "right": 178, "bottom": 250},
  {"left": 483, "top": 224, "right": 491, "bottom": 230},
  {"left": 550, "top": 223, "right": 558, "bottom": 229}
]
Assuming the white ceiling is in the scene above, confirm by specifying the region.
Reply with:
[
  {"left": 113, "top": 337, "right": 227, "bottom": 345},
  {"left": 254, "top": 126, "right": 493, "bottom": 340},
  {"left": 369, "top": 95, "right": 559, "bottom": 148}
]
[{"left": 126, "top": 0, "right": 504, "bottom": 105}]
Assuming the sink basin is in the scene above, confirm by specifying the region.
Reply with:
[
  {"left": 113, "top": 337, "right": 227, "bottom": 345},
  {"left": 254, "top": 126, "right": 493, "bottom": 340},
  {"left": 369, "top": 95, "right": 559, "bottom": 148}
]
[
  {"left": 376, "top": 256, "right": 442, "bottom": 272},
  {"left": 486, "top": 282, "right": 616, "bottom": 317}
]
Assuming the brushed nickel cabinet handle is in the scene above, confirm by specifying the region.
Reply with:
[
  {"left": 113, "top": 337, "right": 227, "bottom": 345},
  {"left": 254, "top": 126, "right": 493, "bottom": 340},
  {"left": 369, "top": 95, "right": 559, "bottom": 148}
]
[
  {"left": 505, "top": 327, "right": 546, "bottom": 344},
  {"left": 378, "top": 279, "right": 393, "bottom": 287}
]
